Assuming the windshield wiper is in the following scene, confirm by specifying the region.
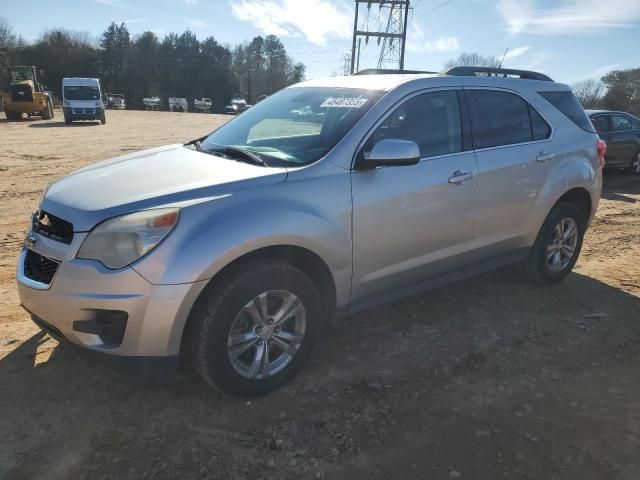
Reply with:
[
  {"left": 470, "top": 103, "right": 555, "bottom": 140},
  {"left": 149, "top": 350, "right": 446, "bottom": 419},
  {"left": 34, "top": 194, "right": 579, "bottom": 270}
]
[
  {"left": 185, "top": 138, "right": 205, "bottom": 152},
  {"left": 186, "top": 139, "right": 269, "bottom": 167},
  {"left": 221, "top": 145, "right": 269, "bottom": 167}
]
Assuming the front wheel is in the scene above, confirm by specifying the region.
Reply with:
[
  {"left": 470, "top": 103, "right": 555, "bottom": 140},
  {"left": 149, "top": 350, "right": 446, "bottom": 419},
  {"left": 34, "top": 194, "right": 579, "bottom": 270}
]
[
  {"left": 100, "top": 111, "right": 106, "bottom": 124},
  {"left": 190, "top": 260, "right": 322, "bottom": 396},
  {"left": 527, "top": 202, "right": 586, "bottom": 285}
]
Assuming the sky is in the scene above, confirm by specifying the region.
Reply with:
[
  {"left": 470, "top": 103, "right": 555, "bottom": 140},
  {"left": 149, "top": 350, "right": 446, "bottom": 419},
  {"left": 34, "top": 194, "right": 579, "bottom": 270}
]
[{"left": 2, "top": 0, "right": 640, "bottom": 83}]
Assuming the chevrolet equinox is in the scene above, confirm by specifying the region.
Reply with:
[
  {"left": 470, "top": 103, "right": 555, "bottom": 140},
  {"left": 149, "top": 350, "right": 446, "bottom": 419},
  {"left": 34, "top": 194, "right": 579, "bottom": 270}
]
[{"left": 18, "top": 67, "right": 605, "bottom": 395}]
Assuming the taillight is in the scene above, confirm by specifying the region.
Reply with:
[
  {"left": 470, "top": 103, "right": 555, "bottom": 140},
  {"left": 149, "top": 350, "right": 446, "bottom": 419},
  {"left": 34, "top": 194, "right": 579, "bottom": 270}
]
[{"left": 596, "top": 139, "right": 607, "bottom": 169}]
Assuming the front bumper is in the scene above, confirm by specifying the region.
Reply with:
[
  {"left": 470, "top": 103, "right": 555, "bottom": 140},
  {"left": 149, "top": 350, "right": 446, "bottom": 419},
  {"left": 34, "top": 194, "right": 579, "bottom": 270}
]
[
  {"left": 17, "top": 236, "right": 205, "bottom": 381},
  {"left": 63, "top": 106, "right": 103, "bottom": 120}
]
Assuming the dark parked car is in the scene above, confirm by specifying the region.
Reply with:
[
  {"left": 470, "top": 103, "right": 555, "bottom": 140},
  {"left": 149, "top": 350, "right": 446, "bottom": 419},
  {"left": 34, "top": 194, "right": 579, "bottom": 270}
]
[{"left": 587, "top": 110, "right": 640, "bottom": 174}]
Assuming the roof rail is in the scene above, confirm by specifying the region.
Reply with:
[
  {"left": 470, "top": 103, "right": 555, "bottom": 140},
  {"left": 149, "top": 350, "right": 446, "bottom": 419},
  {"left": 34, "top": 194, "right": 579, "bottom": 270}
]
[
  {"left": 445, "top": 66, "right": 553, "bottom": 82},
  {"left": 353, "top": 68, "right": 437, "bottom": 76}
]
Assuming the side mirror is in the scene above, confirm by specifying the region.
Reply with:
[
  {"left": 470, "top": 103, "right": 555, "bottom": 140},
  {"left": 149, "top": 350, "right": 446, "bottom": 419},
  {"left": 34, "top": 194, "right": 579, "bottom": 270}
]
[{"left": 359, "top": 138, "right": 421, "bottom": 169}]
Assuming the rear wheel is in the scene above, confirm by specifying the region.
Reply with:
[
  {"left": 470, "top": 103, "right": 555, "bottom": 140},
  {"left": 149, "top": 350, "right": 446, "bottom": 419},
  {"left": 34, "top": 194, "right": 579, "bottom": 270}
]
[
  {"left": 527, "top": 202, "right": 586, "bottom": 285},
  {"left": 631, "top": 153, "right": 640, "bottom": 176},
  {"left": 5, "top": 109, "right": 21, "bottom": 121},
  {"left": 190, "top": 260, "right": 322, "bottom": 396}
]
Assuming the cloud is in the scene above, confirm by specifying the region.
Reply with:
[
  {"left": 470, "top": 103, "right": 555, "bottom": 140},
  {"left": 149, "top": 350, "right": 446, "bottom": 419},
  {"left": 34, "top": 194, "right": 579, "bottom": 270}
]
[
  {"left": 188, "top": 19, "right": 207, "bottom": 29},
  {"left": 95, "top": 0, "right": 124, "bottom": 7},
  {"left": 498, "top": 0, "right": 640, "bottom": 35},
  {"left": 407, "top": 23, "right": 459, "bottom": 53},
  {"left": 230, "top": 0, "right": 352, "bottom": 45},
  {"left": 569, "top": 63, "right": 620, "bottom": 83},
  {"left": 503, "top": 46, "right": 531, "bottom": 60}
]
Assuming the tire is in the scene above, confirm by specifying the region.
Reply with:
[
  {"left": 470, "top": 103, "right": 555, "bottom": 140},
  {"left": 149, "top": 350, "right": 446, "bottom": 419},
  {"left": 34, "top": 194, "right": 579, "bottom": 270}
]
[
  {"left": 41, "top": 103, "right": 52, "bottom": 120},
  {"left": 100, "top": 111, "right": 106, "bottom": 125},
  {"left": 527, "top": 201, "right": 586, "bottom": 285},
  {"left": 631, "top": 153, "right": 640, "bottom": 176},
  {"left": 190, "top": 260, "right": 322, "bottom": 396},
  {"left": 5, "top": 109, "right": 21, "bottom": 121}
]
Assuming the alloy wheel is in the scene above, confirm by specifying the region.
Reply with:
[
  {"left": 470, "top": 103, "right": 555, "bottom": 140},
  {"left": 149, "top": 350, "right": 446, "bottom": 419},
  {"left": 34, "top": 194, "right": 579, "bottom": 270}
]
[
  {"left": 546, "top": 217, "right": 578, "bottom": 273},
  {"left": 632, "top": 154, "right": 640, "bottom": 175},
  {"left": 227, "top": 290, "right": 306, "bottom": 379}
]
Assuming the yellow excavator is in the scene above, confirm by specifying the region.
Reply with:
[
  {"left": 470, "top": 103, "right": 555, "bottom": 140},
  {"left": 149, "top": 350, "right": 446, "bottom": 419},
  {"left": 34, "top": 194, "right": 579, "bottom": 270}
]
[{"left": 1, "top": 66, "right": 55, "bottom": 121}]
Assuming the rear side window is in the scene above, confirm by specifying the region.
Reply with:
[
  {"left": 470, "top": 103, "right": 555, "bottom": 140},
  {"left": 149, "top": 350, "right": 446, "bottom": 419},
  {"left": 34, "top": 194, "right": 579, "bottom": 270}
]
[
  {"left": 591, "top": 115, "right": 610, "bottom": 133},
  {"left": 529, "top": 106, "right": 551, "bottom": 140},
  {"left": 539, "top": 91, "right": 595, "bottom": 133},
  {"left": 467, "top": 90, "right": 540, "bottom": 149},
  {"left": 611, "top": 114, "right": 633, "bottom": 131}
]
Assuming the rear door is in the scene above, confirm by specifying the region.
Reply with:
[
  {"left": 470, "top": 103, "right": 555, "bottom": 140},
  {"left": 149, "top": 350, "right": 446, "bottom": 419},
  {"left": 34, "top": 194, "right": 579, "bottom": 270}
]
[
  {"left": 606, "top": 114, "right": 638, "bottom": 167},
  {"left": 465, "top": 88, "right": 553, "bottom": 253}
]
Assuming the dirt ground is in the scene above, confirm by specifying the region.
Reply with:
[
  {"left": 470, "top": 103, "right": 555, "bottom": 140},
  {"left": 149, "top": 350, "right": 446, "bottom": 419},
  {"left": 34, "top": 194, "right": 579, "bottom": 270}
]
[{"left": 1, "top": 109, "right": 639, "bottom": 480}]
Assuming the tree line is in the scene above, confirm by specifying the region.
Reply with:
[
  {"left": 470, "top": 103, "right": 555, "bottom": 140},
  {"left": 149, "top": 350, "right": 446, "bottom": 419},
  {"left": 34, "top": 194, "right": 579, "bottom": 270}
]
[
  {"left": 0, "top": 18, "right": 306, "bottom": 112},
  {"left": 572, "top": 71, "right": 640, "bottom": 116},
  {"left": 445, "top": 52, "right": 640, "bottom": 116}
]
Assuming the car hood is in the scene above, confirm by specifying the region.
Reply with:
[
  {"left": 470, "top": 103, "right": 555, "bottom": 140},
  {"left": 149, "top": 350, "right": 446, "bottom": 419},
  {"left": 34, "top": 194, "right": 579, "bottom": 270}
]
[{"left": 41, "top": 144, "right": 288, "bottom": 231}]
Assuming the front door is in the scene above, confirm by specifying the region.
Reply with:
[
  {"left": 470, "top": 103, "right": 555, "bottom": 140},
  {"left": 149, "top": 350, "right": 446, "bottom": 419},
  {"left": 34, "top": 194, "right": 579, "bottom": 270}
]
[{"left": 351, "top": 89, "right": 478, "bottom": 304}]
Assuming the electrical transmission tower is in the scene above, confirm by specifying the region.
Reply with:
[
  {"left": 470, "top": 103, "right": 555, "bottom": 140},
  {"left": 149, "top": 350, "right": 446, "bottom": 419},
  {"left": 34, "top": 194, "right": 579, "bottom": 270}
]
[{"left": 350, "top": 0, "right": 411, "bottom": 74}]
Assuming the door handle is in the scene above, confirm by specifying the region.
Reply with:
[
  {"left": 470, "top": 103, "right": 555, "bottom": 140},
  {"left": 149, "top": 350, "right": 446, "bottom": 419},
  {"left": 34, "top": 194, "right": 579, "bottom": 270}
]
[
  {"left": 448, "top": 171, "right": 474, "bottom": 184},
  {"left": 536, "top": 152, "right": 555, "bottom": 163}
]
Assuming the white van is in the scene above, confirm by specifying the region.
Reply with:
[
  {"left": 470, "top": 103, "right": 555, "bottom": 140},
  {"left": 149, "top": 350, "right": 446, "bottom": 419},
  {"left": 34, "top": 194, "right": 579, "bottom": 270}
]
[{"left": 62, "top": 77, "right": 105, "bottom": 125}]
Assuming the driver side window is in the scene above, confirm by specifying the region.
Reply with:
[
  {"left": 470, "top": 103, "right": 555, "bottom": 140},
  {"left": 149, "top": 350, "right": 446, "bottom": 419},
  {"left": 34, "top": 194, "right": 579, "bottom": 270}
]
[{"left": 367, "top": 90, "right": 463, "bottom": 158}]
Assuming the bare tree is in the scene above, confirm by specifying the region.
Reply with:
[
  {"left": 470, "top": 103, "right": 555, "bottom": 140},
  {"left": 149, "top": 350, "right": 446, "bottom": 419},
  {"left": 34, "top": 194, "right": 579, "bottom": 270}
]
[
  {"left": 443, "top": 52, "right": 501, "bottom": 70},
  {"left": 0, "top": 17, "right": 17, "bottom": 50},
  {"left": 571, "top": 78, "right": 605, "bottom": 109}
]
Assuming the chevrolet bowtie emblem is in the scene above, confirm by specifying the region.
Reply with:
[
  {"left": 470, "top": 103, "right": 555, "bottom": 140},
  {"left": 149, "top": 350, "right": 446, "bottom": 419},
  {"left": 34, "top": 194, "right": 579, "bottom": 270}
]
[{"left": 25, "top": 232, "right": 37, "bottom": 249}]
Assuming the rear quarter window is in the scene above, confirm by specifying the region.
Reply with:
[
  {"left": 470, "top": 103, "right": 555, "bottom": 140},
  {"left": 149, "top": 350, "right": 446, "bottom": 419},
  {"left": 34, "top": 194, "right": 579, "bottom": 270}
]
[{"left": 539, "top": 91, "right": 595, "bottom": 133}]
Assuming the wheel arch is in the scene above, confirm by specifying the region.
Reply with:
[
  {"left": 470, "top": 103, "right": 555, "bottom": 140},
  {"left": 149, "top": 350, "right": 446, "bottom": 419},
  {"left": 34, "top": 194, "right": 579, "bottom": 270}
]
[
  {"left": 555, "top": 186, "right": 592, "bottom": 222},
  {"left": 177, "top": 244, "right": 338, "bottom": 362}
]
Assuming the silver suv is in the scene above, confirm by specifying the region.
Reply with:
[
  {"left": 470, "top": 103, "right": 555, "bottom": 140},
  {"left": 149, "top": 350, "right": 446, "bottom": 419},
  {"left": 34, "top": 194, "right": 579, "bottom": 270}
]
[{"left": 17, "top": 67, "right": 605, "bottom": 395}]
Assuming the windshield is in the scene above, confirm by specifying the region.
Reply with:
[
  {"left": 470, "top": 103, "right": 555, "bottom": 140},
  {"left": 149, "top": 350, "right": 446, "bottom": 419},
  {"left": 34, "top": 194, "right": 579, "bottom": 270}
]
[
  {"left": 202, "top": 87, "right": 385, "bottom": 166},
  {"left": 11, "top": 67, "right": 35, "bottom": 83},
  {"left": 64, "top": 85, "right": 100, "bottom": 101}
]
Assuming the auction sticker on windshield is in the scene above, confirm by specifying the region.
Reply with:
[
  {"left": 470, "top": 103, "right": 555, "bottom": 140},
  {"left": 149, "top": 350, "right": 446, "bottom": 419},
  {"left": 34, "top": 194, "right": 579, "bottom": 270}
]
[{"left": 321, "top": 97, "right": 368, "bottom": 108}]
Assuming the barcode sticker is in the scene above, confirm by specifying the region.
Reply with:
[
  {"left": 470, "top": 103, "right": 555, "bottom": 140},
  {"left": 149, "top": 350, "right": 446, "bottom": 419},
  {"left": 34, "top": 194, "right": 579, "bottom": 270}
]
[{"left": 320, "top": 97, "right": 368, "bottom": 108}]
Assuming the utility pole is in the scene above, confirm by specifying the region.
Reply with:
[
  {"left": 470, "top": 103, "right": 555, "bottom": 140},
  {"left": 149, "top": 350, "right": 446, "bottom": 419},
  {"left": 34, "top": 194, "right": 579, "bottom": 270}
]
[
  {"left": 342, "top": 53, "right": 352, "bottom": 76},
  {"left": 350, "top": 0, "right": 411, "bottom": 74}
]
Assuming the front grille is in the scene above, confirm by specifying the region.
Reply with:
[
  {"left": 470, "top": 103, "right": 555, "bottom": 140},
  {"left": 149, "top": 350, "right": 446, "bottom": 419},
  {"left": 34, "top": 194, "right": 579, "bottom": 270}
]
[
  {"left": 72, "top": 108, "right": 95, "bottom": 114},
  {"left": 24, "top": 250, "right": 60, "bottom": 284},
  {"left": 32, "top": 210, "right": 74, "bottom": 244}
]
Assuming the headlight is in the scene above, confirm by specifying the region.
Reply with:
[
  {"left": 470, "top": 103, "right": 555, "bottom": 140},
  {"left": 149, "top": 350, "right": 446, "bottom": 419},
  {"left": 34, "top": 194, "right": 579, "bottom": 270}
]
[
  {"left": 77, "top": 208, "right": 179, "bottom": 269},
  {"left": 63, "top": 100, "right": 70, "bottom": 107},
  {"left": 95, "top": 100, "right": 101, "bottom": 107}
]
